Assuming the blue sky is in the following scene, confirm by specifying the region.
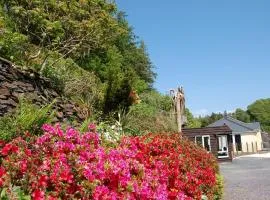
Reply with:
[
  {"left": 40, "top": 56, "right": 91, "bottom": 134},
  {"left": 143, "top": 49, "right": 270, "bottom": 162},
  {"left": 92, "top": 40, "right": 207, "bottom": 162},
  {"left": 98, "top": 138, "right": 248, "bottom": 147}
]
[{"left": 115, "top": 0, "right": 270, "bottom": 116}]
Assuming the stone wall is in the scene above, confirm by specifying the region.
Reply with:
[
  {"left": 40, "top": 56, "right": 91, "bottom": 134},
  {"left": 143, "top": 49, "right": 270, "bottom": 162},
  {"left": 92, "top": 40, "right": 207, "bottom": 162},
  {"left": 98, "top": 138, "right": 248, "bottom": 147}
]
[{"left": 0, "top": 57, "right": 85, "bottom": 123}]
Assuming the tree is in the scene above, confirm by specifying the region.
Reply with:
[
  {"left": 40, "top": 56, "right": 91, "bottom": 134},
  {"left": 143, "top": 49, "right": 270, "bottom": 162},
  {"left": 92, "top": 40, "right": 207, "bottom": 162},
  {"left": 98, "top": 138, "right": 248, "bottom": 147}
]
[
  {"left": 247, "top": 98, "right": 270, "bottom": 132},
  {"left": 232, "top": 108, "right": 250, "bottom": 123},
  {"left": 199, "top": 112, "right": 223, "bottom": 127},
  {"left": 2, "top": 0, "right": 122, "bottom": 61},
  {"left": 185, "top": 109, "right": 201, "bottom": 128},
  {"left": 0, "top": 0, "right": 156, "bottom": 115}
]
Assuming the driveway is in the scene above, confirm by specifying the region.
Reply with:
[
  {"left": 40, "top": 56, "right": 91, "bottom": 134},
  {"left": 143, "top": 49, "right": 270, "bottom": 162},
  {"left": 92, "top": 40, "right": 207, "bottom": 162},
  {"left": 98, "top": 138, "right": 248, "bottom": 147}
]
[{"left": 220, "top": 153, "right": 270, "bottom": 200}]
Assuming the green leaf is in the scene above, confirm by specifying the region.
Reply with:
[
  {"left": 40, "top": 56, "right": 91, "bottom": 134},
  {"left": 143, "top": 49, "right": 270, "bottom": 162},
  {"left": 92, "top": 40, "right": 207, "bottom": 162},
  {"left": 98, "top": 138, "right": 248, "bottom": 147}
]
[{"left": 0, "top": 188, "right": 7, "bottom": 199}]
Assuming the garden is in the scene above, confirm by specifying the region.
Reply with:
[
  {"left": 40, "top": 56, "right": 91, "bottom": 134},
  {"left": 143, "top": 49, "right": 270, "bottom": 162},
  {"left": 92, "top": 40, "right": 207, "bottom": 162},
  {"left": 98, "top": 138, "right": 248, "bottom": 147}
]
[
  {"left": 0, "top": 1, "right": 223, "bottom": 199},
  {"left": 0, "top": 124, "right": 222, "bottom": 200}
]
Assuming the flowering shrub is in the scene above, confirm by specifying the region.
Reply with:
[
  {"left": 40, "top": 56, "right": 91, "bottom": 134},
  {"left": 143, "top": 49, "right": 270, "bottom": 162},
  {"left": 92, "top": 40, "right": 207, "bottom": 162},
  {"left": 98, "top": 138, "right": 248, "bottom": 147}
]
[
  {"left": 0, "top": 124, "right": 219, "bottom": 200},
  {"left": 121, "top": 134, "right": 219, "bottom": 199}
]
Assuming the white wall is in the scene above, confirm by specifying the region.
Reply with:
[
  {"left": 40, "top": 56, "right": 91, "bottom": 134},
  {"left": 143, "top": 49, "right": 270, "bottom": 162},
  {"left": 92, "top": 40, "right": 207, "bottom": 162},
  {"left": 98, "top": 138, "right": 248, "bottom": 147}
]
[{"left": 240, "top": 131, "right": 262, "bottom": 153}]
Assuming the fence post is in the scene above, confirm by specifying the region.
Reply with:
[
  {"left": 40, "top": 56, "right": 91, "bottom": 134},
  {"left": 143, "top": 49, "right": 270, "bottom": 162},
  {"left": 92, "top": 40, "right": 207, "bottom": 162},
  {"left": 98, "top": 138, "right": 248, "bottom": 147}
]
[
  {"left": 246, "top": 142, "right": 249, "bottom": 153},
  {"left": 256, "top": 142, "right": 258, "bottom": 152},
  {"left": 252, "top": 142, "right": 254, "bottom": 153}
]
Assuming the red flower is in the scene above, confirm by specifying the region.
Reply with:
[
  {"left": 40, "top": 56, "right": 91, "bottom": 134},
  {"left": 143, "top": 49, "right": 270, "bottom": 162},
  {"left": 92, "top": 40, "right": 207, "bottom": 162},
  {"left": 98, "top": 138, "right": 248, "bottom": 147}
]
[
  {"left": 20, "top": 160, "right": 28, "bottom": 173},
  {"left": 47, "top": 195, "right": 57, "bottom": 200},
  {"left": 25, "top": 148, "right": 32, "bottom": 156},
  {"left": 1, "top": 144, "right": 12, "bottom": 156},
  {"left": 0, "top": 178, "right": 4, "bottom": 187},
  {"left": 1, "top": 144, "right": 19, "bottom": 156},
  {"left": 32, "top": 190, "right": 45, "bottom": 200},
  {"left": 60, "top": 170, "right": 74, "bottom": 183},
  {"left": 11, "top": 145, "right": 19, "bottom": 153},
  {"left": 0, "top": 167, "right": 5, "bottom": 177},
  {"left": 0, "top": 125, "right": 218, "bottom": 199},
  {"left": 38, "top": 175, "right": 48, "bottom": 188},
  {"left": 0, "top": 167, "right": 5, "bottom": 187}
]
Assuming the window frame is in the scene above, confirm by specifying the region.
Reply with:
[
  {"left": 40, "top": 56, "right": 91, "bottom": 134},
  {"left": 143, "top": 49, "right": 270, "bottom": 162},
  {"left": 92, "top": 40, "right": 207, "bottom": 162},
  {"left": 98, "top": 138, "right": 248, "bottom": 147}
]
[{"left": 195, "top": 135, "right": 211, "bottom": 152}]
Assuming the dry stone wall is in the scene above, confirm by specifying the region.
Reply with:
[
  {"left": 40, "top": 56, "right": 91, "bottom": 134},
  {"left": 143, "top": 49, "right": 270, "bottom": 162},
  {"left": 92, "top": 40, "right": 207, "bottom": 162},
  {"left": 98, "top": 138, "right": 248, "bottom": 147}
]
[{"left": 0, "top": 57, "right": 85, "bottom": 123}]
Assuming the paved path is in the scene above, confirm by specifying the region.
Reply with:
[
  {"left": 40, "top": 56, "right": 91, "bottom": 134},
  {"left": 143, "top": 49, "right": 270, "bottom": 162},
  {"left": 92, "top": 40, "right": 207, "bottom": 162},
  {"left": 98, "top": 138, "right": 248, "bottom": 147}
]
[{"left": 220, "top": 153, "right": 270, "bottom": 200}]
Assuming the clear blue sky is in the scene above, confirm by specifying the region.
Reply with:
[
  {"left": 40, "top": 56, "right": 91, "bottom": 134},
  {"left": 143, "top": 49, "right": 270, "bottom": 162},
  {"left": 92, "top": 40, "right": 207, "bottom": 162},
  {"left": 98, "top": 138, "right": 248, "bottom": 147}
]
[{"left": 115, "top": 0, "right": 270, "bottom": 116}]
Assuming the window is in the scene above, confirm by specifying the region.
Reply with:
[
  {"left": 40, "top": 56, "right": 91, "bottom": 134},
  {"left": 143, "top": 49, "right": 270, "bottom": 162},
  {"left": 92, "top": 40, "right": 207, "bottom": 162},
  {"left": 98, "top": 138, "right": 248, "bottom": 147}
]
[
  {"left": 195, "top": 135, "right": 211, "bottom": 151},
  {"left": 218, "top": 135, "right": 229, "bottom": 158}
]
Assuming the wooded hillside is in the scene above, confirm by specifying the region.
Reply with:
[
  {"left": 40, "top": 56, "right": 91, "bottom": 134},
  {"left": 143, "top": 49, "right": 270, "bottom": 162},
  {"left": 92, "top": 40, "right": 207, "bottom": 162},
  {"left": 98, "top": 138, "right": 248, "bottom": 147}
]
[{"left": 0, "top": 0, "right": 178, "bottom": 135}]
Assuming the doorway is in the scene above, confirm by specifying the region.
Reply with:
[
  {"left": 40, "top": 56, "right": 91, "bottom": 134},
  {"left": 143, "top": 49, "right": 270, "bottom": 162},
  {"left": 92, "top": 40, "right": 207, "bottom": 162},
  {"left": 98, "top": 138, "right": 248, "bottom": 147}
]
[{"left": 218, "top": 135, "right": 229, "bottom": 158}]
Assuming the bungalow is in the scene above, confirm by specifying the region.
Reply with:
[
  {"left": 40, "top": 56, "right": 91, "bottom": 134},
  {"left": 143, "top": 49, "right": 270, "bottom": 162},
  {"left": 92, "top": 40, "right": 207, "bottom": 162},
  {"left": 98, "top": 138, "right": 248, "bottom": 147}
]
[
  {"left": 207, "top": 114, "right": 263, "bottom": 155},
  {"left": 182, "top": 125, "right": 233, "bottom": 162}
]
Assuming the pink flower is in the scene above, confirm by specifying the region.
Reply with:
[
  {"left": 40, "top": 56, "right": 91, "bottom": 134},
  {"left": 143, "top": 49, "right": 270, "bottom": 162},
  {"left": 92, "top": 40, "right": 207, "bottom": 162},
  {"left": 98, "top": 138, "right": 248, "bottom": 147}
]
[
  {"left": 55, "top": 124, "right": 64, "bottom": 137},
  {"left": 83, "top": 168, "right": 95, "bottom": 181},
  {"left": 42, "top": 124, "right": 55, "bottom": 134},
  {"left": 88, "top": 123, "right": 96, "bottom": 131},
  {"left": 0, "top": 125, "right": 218, "bottom": 199},
  {"left": 93, "top": 186, "right": 110, "bottom": 200}
]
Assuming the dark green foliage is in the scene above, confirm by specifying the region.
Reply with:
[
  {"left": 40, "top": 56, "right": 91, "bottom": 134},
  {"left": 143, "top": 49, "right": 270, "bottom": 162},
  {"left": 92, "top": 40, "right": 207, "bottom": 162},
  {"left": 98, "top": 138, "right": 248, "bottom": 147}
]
[
  {"left": 139, "top": 91, "right": 172, "bottom": 112},
  {"left": 1, "top": 0, "right": 121, "bottom": 59},
  {"left": 232, "top": 108, "right": 250, "bottom": 123},
  {"left": 185, "top": 108, "right": 201, "bottom": 128},
  {"left": 199, "top": 113, "right": 223, "bottom": 127},
  {"left": 0, "top": 0, "right": 155, "bottom": 115},
  {"left": 247, "top": 98, "right": 270, "bottom": 132}
]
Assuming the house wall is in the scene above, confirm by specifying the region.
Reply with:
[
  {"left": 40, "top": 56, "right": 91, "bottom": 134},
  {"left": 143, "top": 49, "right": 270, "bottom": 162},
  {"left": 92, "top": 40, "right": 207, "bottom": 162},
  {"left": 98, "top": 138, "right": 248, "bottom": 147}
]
[
  {"left": 257, "top": 131, "right": 263, "bottom": 150},
  {"left": 184, "top": 134, "right": 232, "bottom": 161},
  {"left": 240, "top": 132, "right": 262, "bottom": 153}
]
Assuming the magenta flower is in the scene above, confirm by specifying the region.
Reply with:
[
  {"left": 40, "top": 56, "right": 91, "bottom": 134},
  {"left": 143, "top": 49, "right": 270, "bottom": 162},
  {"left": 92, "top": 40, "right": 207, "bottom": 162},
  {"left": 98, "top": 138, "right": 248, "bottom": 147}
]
[{"left": 88, "top": 123, "right": 97, "bottom": 131}]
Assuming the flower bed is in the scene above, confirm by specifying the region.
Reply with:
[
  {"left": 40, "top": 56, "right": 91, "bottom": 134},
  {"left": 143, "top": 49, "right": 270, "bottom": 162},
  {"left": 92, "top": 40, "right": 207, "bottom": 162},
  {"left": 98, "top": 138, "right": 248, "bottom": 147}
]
[{"left": 0, "top": 124, "right": 219, "bottom": 199}]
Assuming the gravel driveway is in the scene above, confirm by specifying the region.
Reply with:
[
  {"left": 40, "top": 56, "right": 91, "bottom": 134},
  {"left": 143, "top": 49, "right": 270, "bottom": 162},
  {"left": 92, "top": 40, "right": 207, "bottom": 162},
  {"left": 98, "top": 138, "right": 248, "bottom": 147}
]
[{"left": 220, "top": 153, "right": 270, "bottom": 200}]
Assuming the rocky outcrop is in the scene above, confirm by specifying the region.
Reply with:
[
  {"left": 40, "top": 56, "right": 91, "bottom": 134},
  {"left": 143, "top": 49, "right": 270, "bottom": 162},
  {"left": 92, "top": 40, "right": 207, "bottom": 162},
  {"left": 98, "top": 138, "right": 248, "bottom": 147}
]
[{"left": 0, "top": 57, "right": 85, "bottom": 123}]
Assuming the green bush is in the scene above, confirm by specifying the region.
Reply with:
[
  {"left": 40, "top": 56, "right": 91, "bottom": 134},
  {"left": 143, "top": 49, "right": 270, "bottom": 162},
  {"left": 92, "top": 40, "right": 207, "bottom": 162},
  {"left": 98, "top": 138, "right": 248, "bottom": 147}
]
[
  {"left": 0, "top": 115, "right": 16, "bottom": 142},
  {"left": 122, "top": 103, "right": 177, "bottom": 135},
  {"left": 213, "top": 174, "right": 224, "bottom": 200},
  {"left": 0, "top": 99, "right": 55, "bottom": 141}
]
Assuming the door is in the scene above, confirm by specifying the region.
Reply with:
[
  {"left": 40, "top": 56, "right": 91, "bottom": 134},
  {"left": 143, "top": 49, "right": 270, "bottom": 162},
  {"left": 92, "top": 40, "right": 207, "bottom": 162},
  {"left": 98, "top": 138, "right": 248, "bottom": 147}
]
[
  {"left": 218, "top": 135, "right": 229, "bottom": 158},
  {"left": 235, "top": 134, "right": 242, "bottom": 151}
]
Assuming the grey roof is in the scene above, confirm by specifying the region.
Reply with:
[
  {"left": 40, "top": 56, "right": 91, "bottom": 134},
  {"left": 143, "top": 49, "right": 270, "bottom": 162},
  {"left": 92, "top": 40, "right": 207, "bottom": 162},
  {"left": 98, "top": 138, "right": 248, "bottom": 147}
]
[{"left": 207, "top": 116, "right": 261, "bottom": 133}]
